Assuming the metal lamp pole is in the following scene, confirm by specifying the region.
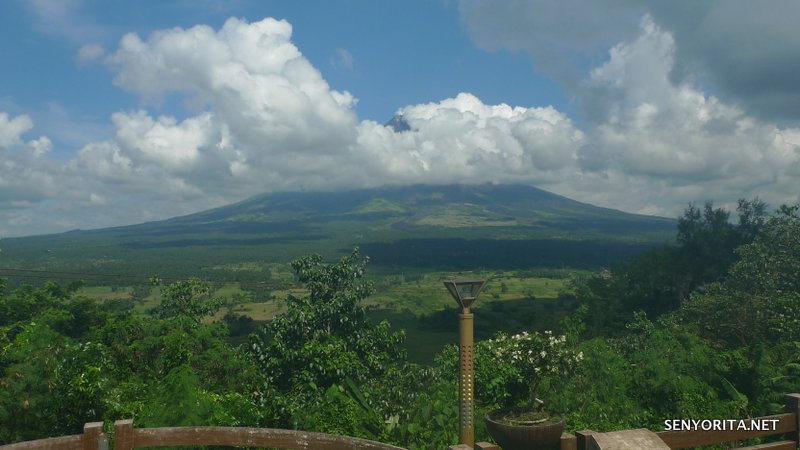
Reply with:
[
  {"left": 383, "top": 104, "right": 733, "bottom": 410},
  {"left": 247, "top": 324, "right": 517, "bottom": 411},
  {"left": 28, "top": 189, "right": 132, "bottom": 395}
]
[{"left": 444, "top": 279, "right": 486, "bottom": 448}]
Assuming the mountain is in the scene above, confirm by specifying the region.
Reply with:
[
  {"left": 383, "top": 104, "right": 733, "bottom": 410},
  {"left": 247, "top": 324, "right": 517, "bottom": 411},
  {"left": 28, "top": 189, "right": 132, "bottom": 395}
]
[
  {"left": 385, "top": 114, "right": 411, "bottom": 132},
  {"left": 0, "top": 184, "right": 676, "bottom": 279}
]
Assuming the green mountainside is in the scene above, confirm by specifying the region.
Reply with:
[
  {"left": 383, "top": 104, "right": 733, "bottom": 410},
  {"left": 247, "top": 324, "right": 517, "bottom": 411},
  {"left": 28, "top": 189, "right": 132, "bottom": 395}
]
[{"left": 0, "top": 184, "right": 676, "bottom": 278}]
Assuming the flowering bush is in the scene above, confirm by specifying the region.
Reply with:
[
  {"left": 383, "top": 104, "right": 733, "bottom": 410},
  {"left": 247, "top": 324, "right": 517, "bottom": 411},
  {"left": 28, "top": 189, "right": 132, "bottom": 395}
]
[{"left": 487, "top": 330, "right": 583, "bottom": 411}]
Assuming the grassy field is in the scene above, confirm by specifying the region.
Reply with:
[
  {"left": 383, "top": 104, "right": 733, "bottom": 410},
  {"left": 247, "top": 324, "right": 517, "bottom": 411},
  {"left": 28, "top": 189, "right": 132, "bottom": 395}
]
[
  {"left": 76, "top": 269, "right": 580, "bottom": 364},
  {"left": 78, "top": 285, "right": 134, "bottom": 300},
  {"left": 366, "top": 269, "right": 571, "bottom": 312},
  {"left": 364, "top": 270, "right": 578, "bottom": 363},
  {"left": 369, "top": 295, "right": 579, "bottom": 364}
]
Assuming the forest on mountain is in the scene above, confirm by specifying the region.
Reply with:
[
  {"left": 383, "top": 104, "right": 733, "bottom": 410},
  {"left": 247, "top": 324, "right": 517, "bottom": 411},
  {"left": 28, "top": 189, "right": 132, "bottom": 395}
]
[
  {"left": 0, "top": 184, "right": 675, "bottom": 283},
  {"left": 1, "top": 199, "right": 799, "bottom": 449}
]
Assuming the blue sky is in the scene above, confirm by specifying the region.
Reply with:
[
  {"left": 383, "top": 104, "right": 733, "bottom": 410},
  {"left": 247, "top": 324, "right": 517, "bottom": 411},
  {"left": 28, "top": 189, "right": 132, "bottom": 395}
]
[{"left": 1, "top": 0, "right": 799, "bottom": 237}]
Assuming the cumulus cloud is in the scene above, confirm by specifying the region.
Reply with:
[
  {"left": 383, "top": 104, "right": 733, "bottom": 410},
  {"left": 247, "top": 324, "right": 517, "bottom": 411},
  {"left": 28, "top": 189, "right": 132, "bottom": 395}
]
[
  {"left": 459, "top": 0, "right": 800, "bottom": 124},
  {"left": 0, "top": 113, "right": 34, "bottom": 148},
  {"left": 112, "top": 111, "right": 214, "bottom": 169},
  {"left": 0, "top": 112, "right": 60, "bottom": 236},
  {"left": 458, "top": 1, "right": 800, "bottom": 214},
  {"left": 571, "top": 17, "right": 800, "bottom": 214},
  {"left": 369, "top": 93, "right": 583, "bottom": 184},
  {"left": 0, "top": 17, "right": 370, "bottom": 236},
  {"left": 100, "top": 17, "right": 360, "bottom": 191},
  {"left": 641, "top": 0, "right": 800, "bottom": 124},
  {"left": 90, "top": 17, "right": 586, "bottom": 198}
]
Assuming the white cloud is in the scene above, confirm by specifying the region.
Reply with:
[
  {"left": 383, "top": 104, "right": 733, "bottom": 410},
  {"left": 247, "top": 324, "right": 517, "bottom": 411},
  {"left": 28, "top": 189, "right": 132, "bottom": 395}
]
[
  {"left": 23, "top": 0, "right": 108, "bottom": 44},
  {"left": 73, "top": 141, "right": 132, "bottom": 179},
  {"left": 459, "top": 0, "right": 800, "bottom": 124},
  {"left": 639, "top": 0, "right": 800, "bottom": 124},
  {"left": 103, "top": 17, "right": 359, "bottom": 180},
  {"left": 0, "top": 112, "right": 34, "bottom": 148},
  {"left": 112, "top": 111, "right": 212, "bottom": 169},
  {"left": 374, "top": 93, "right": 583, "bottom": 183},
  {"left": 458, "top": 2, "right": 800, "bottom": 215},
  {"left": 331, "top": 48, "right": 354, "bottom": 71},
  {"left": 76, "top": 43, "right": 105, "bottom": 63},
  {"left": 569, "top": 17, "right": 800, "bottom": 214},
  {"left": 0, "top": 113, "right": 58, "bottom": 210}
]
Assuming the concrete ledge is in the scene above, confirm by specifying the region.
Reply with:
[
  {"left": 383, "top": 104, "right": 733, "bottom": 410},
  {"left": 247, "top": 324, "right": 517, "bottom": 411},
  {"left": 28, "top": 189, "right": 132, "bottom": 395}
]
[{"left": 588, "top": 429, "right": 670, "bottom": 450}]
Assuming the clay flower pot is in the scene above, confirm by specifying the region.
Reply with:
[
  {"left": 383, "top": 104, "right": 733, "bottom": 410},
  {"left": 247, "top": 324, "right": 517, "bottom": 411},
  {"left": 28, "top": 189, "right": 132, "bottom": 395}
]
[{"left": 485, "top": 408, "right": 564, "bottom": 450}]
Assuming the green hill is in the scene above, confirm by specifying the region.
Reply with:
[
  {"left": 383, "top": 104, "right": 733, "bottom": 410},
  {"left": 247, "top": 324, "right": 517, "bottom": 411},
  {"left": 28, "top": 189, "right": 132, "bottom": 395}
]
[{"left": 0, "top": 184, "right": 675, "bottom": 280}]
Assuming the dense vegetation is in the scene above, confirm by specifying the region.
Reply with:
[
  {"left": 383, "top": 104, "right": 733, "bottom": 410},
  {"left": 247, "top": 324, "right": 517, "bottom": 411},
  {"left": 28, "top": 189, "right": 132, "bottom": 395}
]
[{"left": 1, "top": 199, "right": 798, "bottom": 449}]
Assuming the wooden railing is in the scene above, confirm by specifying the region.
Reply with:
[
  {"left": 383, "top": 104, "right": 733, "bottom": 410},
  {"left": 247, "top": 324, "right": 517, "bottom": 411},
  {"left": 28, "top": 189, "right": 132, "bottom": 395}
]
[
  {"left": 0, "top": 420, "right": 406, "bottom": 450},
  {"left": 0, "top": 423, "right": 105, "bottom": 450},
  {"left": 113, "top": 419, "right": 407, "bottom": 450},
  {"left": 2, "top": 394, "right": 799, "bottom": 450}
]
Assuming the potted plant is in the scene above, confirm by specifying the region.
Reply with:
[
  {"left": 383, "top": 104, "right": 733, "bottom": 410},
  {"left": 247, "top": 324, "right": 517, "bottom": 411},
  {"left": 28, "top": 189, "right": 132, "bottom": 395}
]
[{"left": 483, "top": 330, "right": 583, "bottom": 450}]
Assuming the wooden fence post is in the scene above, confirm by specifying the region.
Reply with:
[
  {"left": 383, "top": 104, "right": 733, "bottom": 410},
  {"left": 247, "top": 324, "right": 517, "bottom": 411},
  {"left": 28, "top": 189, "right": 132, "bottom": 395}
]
[
  {"left": 82, "top": 422, "right": 104, "bottom": 450},
  {"left": 785, "top": 393, "right": 800, "bottom": 445},
  {"left": 113, "top": 420, "right": 134, "bottom": 450}
]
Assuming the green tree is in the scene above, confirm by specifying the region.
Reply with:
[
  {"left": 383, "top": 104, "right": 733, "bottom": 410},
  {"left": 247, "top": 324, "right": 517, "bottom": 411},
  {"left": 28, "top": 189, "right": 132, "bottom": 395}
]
[
  {"left": 681, "top": 209, "right": 800, "bottom": 346},
  {"left": 151, "top": 278, "right": 223, "bottom": 325},
  {"left": 0, "top": 316, "right": 113, "bottom": 443},
  {"left": 0, "top": 280, "right": 87, "bottom": 331},
  {"left": 675, "top": 198, "right": 769, "bottom": 295},
  {"left": 546, "top": 337, "right": 649, "bottom": 431},
  {"left": 96, "top": 280, "right": 261, "bottom": 425},
  {"left": 0, "top": 276, "right": 264, "bottom": 443},
  {"left": 678, "top": 207, "right": 800, "bottom": 414},
  {"left": 566, "top": 199, "right": 769, "bottom": 334},
  {"left": 137, "top": 364, "right": 261, "bottom": 427},
  {"left": 251, "top": 249, "right": 404, "bottom": 390},
  {"left": 676, "top": 202, "right": 736, "bottom": 287},
  {"left": 249, "top": 249, "right": 406, "bottom": 431}
]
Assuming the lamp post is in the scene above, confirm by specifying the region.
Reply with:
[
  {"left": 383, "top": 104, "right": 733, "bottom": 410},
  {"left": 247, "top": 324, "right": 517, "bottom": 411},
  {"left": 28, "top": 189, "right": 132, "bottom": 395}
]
[{"left": 444, "top": 278, "right": 486, "bottom": 448}]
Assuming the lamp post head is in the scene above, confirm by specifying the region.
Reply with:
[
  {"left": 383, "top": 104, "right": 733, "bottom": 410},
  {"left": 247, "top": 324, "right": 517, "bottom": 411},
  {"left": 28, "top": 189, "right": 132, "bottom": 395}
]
[{"left": 444, "top": 278, "right": 486, "bottom": 311}]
